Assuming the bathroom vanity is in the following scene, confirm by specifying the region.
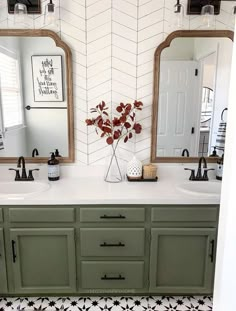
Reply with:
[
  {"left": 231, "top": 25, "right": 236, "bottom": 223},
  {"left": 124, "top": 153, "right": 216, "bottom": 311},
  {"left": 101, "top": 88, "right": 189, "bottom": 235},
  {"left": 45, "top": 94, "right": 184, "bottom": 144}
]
[
  {"left": 0, "top": 166, "right": 220, "bottom": 296},
  {"left": 0, "top": 28, "right": 224, "bottom": 297}
]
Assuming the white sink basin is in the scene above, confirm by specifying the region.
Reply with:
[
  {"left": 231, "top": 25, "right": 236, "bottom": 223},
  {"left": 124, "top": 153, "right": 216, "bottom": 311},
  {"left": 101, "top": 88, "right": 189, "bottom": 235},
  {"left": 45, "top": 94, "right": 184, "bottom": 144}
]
[
  {"left": 0, "top": 181, "right": 50, "bottom": 198},
  {"left": 177, "top": 181, "right": 222, "bottom": 196}
]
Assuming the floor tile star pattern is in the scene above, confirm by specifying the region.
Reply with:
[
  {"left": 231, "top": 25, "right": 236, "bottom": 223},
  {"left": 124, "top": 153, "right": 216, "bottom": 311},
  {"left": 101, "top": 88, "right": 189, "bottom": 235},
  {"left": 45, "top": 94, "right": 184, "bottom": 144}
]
[{"left": 0, "top": 296, "right": 212, "bottom": 311}]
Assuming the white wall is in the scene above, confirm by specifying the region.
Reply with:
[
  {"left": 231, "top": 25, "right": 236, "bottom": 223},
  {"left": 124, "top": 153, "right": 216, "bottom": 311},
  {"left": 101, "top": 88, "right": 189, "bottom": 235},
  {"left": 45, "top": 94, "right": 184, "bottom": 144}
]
[
  {"left": 19, "top": 37, "right": 68, "bottom": 157},
  {"left": 161, "top": 38, "right": 195, "bottom": 60}
]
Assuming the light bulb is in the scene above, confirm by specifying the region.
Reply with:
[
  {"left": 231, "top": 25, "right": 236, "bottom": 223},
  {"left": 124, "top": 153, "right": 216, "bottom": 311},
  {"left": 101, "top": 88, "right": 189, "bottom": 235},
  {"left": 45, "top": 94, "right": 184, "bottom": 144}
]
[
  {"left": 201, "top": 5, "right": 215, "bottom": 29},
  {"left": 14, "top": 3, "right": 28, "bottom": 26}
]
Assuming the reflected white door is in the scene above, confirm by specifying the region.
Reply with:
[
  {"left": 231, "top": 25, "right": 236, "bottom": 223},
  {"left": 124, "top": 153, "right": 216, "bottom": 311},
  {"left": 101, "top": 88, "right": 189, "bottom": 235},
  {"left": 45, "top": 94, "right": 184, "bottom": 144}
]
[{"left": 157, "top": 61, "right": 199, "bottom": 157}]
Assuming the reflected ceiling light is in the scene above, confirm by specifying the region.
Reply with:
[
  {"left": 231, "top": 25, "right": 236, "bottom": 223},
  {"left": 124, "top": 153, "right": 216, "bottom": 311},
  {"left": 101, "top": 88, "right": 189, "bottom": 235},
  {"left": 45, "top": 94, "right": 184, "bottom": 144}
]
[
  {"left": 44, "top": 0, "right": 56, "bottom": 25},
  {"left": 174, "top": 0, "right": 185, "bottom": 29}
]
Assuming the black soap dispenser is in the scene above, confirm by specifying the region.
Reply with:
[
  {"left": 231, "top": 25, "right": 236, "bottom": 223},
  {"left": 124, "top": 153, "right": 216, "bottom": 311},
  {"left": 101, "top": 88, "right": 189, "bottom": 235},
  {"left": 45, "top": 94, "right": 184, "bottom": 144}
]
[
  {"left": 216, "top": 154, "right": 224, "bottom": 181},
  {"left": 48, "top": 152, "right": 60, "bottom": 181}
]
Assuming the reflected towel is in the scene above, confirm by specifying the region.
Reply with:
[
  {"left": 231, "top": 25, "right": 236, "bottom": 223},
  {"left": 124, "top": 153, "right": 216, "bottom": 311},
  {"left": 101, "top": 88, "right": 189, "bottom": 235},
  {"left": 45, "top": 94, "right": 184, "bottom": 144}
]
[
  {"left": 215, "top": 108, "right": 227, "bottom": 152},
  {"left": 215, "top": 122, "right": 226, "bottom": 152}
]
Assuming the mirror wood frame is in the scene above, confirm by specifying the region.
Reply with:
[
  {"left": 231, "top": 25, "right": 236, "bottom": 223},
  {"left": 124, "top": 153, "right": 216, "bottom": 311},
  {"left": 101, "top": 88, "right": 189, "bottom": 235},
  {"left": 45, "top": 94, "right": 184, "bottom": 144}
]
[
  {"left": 0, "top": 29, "right": 74, "bottom": 163},
  {"left": 151, "top": 30, "right": 234, "bottom": 163}
]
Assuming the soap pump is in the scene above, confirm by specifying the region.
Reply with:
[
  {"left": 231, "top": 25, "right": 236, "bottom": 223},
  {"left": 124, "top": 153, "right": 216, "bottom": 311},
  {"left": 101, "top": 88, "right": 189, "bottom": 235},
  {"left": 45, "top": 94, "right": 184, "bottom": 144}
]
[
  {"left": 55, "top": 149, "right": 62, "bottom": 157},
  {"left": 48, "top": 152, "right": 60, "bottom": 181}
]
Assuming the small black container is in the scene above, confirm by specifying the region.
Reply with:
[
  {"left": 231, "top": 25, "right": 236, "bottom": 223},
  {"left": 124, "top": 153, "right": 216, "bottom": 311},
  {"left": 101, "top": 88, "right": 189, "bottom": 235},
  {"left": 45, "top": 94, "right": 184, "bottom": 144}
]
[{"left": 48, "top": 152, "right": 60, "bottom": 181}]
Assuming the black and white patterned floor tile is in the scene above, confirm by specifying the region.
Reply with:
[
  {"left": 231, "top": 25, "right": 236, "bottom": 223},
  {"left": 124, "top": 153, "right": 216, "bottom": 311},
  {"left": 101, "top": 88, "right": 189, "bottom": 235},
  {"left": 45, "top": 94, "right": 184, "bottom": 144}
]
[{"left": 0, "top": 296, "right": 213, "bottom": 311}]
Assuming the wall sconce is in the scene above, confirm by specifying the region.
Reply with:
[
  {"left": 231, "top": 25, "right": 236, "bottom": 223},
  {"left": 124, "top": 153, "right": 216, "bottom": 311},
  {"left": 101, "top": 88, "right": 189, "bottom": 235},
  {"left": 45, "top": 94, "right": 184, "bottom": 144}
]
[
  {"left": 44, "top": 0, "right": 56, "bottom": 25},
  {"left": 7, "top": 0, "right": 41, "bottom": 14},
  {"left": 174, "top": 0, "right": 185, "bottom": 29},
  {"left": 229, "top": 4, "right": 236, "bottom": 28}
]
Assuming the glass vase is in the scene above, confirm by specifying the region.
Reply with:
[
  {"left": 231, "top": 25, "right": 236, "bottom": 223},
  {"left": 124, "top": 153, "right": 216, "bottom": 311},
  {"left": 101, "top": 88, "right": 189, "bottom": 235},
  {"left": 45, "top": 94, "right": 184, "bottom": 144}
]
[{"left": 104, "top": 144, "right": 123, "bottom": 183}]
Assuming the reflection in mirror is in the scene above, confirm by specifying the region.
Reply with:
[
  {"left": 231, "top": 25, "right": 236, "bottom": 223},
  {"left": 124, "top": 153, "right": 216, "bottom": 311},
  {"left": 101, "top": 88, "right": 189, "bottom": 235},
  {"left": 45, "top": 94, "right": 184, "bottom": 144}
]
[
  {"left": 0, "top": 30, "right": 74, "bottom": 163},
  {"left": 151, "top": 31, "right": 234, "bottom": 163}
]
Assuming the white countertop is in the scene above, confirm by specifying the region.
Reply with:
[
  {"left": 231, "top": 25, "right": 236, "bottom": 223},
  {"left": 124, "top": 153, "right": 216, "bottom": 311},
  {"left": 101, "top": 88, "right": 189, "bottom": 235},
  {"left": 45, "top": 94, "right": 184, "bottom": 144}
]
[{"left": 0, "top": 164, "right": 221, "bottom": 205}]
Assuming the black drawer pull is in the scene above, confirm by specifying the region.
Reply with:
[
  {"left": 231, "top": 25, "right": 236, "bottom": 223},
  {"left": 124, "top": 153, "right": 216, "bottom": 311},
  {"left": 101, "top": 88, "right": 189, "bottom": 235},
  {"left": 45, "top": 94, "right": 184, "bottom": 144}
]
[
  {"left": 100, "top": 214, "right": 126, "bottom": 219},
  {"left": 101, "top": 274, "right": 125, "bottom": 280},
  {"left": 100, "top": 242, "right": 125, "bottom": 247},
  {"left": 210, "top": 239, "right": 215, "bottom": 262},
  {"left": 11, "top": 240, "right": 17, "bottom": 263}
]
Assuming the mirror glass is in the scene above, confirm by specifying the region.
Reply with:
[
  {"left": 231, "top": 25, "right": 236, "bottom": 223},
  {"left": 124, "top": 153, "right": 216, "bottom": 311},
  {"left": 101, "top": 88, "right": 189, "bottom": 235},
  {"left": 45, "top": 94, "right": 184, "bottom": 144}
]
[
  {"left": 0, "top": 32, "right": 74, "bottom": 162},
  {"left": 151, "top": 31, "right": 233, "bottom": 162}
]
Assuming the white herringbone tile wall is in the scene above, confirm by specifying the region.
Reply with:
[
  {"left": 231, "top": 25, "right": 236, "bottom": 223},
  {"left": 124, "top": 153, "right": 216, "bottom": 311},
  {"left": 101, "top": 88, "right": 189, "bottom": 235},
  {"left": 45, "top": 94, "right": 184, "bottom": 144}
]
[{"left": 0, "top": 0, "right": 234, "bottom": 164}]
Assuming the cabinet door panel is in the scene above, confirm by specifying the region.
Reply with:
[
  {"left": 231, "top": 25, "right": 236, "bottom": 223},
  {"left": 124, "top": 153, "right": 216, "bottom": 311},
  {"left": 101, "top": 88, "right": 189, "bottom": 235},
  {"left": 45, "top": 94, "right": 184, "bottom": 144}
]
[
  {"left": 10, "top": 228, "right": 76, "bottom": 294},
  {"left": 150, "top": 228, "right": 216, "bottom": 294},
  {"left": 0, "top": 228, "right": 8, "bottom": 293}
]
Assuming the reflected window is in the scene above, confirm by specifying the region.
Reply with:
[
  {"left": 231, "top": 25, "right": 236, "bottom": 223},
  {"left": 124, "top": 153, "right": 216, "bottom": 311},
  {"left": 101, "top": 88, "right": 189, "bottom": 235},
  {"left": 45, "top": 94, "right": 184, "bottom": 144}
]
[{"left": 0, "top": 47, "right": 23, "bottom": 131}]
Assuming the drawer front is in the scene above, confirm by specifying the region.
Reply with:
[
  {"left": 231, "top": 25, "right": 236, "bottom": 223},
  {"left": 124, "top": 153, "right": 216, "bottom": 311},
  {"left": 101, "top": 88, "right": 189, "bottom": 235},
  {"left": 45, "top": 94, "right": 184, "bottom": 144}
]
[
  {"left": 0, "top": 208, "right": 3, "bottom": 222},
  {"left": 81, "top": 261, "right": 144, "bottom": 289},
  {"left": 80, "top": 207, "right": 145, "bottom": 222},
  {"left": 9, "top": 207, "right": 75, "bottom": 223},
  {"left": 152, "top": 206, "right": 218, "bottom": 223},
  {"left": 80, "top": 228, "right": 145, "bottom": 257}
]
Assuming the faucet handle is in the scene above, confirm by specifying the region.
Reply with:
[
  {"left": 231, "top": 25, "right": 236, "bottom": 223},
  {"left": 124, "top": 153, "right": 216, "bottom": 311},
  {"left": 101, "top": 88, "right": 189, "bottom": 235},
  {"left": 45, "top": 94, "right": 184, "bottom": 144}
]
[
  {"left": 28, "top": 169, "right": 40, "bottom": 181},
  {"left": 203, "top": 168, "right": 215, "bottom": 181},
  {"left": 184, "top": 168, "right": 196, "bottom": 180},
  {"left": 9, "top": 168, "right": 20, "bottom": 181}
]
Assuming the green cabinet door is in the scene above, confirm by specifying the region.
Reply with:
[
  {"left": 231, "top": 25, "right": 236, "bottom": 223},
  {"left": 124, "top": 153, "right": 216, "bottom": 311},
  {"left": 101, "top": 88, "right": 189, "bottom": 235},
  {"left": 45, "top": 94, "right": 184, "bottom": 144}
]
[
  {"left": 150, "top": 228, "right": 216, "bottom": 294},
  {"left": 0, "top": 228, "right": 8, "bottom": 293},
  {"left": 10, "top": 228, "right": 76, "bottom": 294}
]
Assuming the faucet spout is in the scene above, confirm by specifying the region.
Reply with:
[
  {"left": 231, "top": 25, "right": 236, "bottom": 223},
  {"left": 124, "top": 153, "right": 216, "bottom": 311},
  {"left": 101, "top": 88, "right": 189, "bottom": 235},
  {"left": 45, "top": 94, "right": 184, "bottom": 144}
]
[
  {"left": 32, "top": 148, "right": 39, "bottom": 157},
  {"left": 181, "top": 149, "right": 190, "bottom": 157},
  {"left": 198, "top": 156, "right": 207, "bottom": 169},
  {"left": 17, "top": 156, "right": 27, "bottom": 179},
  {"left": 196, "top": 156, "right": 207, "bottom": 179}
]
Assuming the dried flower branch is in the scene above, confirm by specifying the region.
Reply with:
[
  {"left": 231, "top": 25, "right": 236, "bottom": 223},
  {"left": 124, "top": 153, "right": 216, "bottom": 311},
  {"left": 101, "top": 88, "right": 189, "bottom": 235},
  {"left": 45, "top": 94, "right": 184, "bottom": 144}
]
[{"left": 85, "top": 100, "right": 143, "bottom": 146}]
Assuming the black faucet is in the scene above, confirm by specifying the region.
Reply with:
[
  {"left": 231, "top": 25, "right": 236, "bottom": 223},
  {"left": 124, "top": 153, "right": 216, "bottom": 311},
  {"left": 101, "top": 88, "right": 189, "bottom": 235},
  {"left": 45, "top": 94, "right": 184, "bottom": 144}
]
[
  {"left": 182, "top": 149, "right": 190, "bottom": 157},
  {"left": 185, "top": 156, "right": 214, "bottom": 181},
  {"left": 196, "top": 156, "right": 207, "bottom": 179},
  {"left": 9, "top": 156, "right": 39, "bottom": 181},
  {"left": 32, "top": 148, "right": 39, "bottom": 157},
  {"left": 17, "top": 156, "right": 27, "bottom": 179}
]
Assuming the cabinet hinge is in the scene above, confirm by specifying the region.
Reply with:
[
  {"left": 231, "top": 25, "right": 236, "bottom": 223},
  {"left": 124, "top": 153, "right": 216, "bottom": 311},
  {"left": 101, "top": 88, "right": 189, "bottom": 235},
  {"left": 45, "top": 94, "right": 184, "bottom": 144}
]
[{"left": 195, "top": 69, "right": 198, "bottom": 76}]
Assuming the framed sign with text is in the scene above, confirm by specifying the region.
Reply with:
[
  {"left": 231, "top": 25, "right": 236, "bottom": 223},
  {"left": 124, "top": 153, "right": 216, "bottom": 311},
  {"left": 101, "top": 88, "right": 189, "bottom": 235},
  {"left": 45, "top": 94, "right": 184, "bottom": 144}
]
[{"left": 31, "top": 55, "right": 63, "bottom": 102}]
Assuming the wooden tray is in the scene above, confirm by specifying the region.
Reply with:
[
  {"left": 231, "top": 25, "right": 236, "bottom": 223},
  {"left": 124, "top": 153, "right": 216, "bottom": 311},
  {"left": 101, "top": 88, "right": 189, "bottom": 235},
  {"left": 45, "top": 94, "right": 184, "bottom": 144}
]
[{"left": 127, "top": 175, "right": 158, "bottom": 182}]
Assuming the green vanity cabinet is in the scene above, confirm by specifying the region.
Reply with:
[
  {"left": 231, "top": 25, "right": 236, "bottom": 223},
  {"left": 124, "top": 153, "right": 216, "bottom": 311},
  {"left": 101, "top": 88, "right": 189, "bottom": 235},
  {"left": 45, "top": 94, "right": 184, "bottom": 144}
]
[
  {"left": 0, "top": 228, "right": 8, "bottom": 293},
  {"left": 9, "top": 228, "right": 76, "bottom": 294},
  {"left": 0, "top": 204, "right": 219, "bottom": 295},
  {"left": 150, "top": 228, "right": 217, "bottom": 294}
]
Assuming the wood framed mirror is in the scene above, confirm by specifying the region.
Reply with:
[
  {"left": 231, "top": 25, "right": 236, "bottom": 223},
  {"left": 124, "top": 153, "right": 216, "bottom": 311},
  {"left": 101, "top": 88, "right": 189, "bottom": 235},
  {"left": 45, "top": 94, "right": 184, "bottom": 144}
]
[
  {"left": 151, "top": 30, "right": 234, "bottom": 163},
  {"left": 0, "top": 29, "right": 74, "bottom": 163}
]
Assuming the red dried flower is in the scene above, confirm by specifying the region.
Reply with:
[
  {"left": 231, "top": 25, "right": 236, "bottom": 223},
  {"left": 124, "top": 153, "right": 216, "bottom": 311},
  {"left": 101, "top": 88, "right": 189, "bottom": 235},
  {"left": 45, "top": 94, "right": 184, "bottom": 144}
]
[{"left": 85, "top": 101, "right": 143, "bottom": 145}]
